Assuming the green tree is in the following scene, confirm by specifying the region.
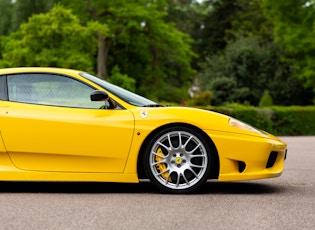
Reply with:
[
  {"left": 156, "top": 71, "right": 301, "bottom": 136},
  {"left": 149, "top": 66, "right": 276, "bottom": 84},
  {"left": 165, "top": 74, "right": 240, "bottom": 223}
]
[
  {"left": 108, "top": 66, "right": 136, "bottom": 92},
  {"left": 0, "top": 0, "right": 56, "bottom": 36},
  {"left": 0, "top": 0, "right": 56, "bottom": 62},
  {"left": 209, "top": 77, "right": 239, "bottom": 105},
  {"left": 196, "top": 0, "right": 239, "bottom": 56},
  {"left": 58, "top": 0, "right": 196, "bottom": 101},
  {"left": 259, "top": 90, "right": 273, "bottom": 107},
  {"left": 58, "top": 0, "right": 195, "bottom": 79},
  {"left": 227, "top": 0, "right": 273, "bottom": 42},
  {"left": 189, "top": 90, "right": 212, "bottom": 106},
  {"left": 195, "top": 0, "right": 314, "bottom": 106},
  {"left": 166, "top": 0, "right": 200, "bottom": 32},
  {"left": 0, "top": 5, "right": 108, "bottom": 72},
  {"left": 0, "top": 0, "right": 14, "bottom": 36},
  {"left": 199, "top": 36, "right": 313, "bottom": 105},
  {"left": 165, "top": 0, "right": 205, "bottom": 68},
  {"left": 261, "top": 0, "right": 315, "bottom": 91},
  {"left": 11, "top": 0, "right": 56, "bottom": 32}
]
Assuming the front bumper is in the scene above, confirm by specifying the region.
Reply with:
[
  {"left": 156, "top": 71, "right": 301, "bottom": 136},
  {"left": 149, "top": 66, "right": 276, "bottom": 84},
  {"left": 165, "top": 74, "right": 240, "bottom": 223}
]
[{"left": 206, "top": 130, "right": 287, "bottom": 181}]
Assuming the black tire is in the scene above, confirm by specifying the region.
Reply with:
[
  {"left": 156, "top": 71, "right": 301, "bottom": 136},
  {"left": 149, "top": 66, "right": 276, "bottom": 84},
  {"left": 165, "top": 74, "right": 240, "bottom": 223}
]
[{"left": 143, "top": 126, "right": 212, "bottom": 194}]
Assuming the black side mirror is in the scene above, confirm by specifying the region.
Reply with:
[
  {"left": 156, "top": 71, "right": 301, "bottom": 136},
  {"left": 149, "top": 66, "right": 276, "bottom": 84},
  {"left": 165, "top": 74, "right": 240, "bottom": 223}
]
[{"left": 90, "top": 90, "right": 109, "bottom": 101}]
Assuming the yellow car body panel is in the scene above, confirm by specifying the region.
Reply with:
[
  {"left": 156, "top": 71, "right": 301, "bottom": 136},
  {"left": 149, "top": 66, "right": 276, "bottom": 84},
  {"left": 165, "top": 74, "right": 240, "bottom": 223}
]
[
  {"left": 123, "top": 106, "right": 287, "bottom": 180},
  {"left": 0, "top": 101, "right": 134, "bottom": 173},
  {"left": 0, "top": 67, "right": 287, "bottom": 187},
  {"left": 206, "top": 130, "right": 286, "bottom": 181}
]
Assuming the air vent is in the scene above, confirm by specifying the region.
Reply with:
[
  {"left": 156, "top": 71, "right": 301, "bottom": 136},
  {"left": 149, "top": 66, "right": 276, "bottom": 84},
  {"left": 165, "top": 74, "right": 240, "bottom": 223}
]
[
  {"left": 266, "top": 151, "right": 278, "bottom": 168},
  {"left": 238, "top": 161, "right": 246, "bottom": 173}
]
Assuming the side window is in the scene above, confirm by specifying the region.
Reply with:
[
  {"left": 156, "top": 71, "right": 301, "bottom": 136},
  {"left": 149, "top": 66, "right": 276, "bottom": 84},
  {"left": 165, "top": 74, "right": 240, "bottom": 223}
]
[
  {"left": 0, "top": 75, "right": 6, "bottom": 100},
  {"left": 7, "top": 73, "right": 104, "bottom": 108}
]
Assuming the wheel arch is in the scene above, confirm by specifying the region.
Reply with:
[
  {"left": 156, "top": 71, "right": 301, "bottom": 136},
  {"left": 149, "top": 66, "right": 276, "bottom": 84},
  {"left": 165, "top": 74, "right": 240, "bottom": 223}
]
[{"left": 137, "top": 122, "right": 219, "bottom": 180}]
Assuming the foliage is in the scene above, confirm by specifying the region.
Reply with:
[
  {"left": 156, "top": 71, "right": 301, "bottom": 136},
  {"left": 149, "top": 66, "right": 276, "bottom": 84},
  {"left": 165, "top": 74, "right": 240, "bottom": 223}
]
[
  {"left": 227, "top": 0, "right": 273, "bottom": 41},
  {"left": 0, "top": 0, "right": 14, "bottom": 36},
  {"left": 164, "top": 0, "right": 206, "bottom": 69},
  {"left": 113, "top": 14, "right": 196, "bottom": 97},
  {"left": 188, "top": 90, "right": 212, "bottom": 106},
  {"left": 108, "top": 66, "right": 136, "bottom": 92},
  {"left": 196, "top": 0, "right": 238, "bottom": 56},
  {"left": 11, "top": 0, "right": 56, "bottom": 32},
  {"left": 154, "top": 86, "right": 189, "bottom": 105},
  {"left": 207, "top": 76, "right": 251, "bottom": 106},
  {"left": 57, "top": 0, "right": 197, "bottom": 99},
  {"left": 0, "top": 5, "right": 108, "bottom": 72},
  {"left": 261, "top": 0, "right": 315, "bottom": 91},
  {"left": 259, "top": 90, "right": 273, "bottom": 107},
  {"left": 0, "top": 0, "right": 56, "bottom": 36},
  {"left": 271, "top": 106, "right": 315, "bottom": 136},
  {"left": 199, "top": 36, "right": 313, "bottom": 106}
]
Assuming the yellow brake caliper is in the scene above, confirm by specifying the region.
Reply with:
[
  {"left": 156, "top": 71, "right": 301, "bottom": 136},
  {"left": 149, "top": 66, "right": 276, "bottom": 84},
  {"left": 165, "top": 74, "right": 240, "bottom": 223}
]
[{"left": 155, "top": 147, "right": 172, "bottom": 182}]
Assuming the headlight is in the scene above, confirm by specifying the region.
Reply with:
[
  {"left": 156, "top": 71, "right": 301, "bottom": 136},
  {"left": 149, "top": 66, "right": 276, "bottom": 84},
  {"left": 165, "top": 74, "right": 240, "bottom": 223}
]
[{"left": 229, "top": 118, "right": 264, "bottom": 134}]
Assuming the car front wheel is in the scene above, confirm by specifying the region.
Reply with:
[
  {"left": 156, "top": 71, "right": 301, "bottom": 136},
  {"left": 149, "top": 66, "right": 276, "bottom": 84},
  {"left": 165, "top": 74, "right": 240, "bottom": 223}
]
[{"left": 144, "top": 126, "right": 212, "bottom": 194}]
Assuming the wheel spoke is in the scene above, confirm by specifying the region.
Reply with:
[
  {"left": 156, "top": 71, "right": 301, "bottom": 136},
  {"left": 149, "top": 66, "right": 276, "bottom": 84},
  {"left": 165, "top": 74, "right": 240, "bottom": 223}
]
[
  {"left": 182, "top": 136, "right": 193, "bottom": 149},
  {"left": 167, "top": 134, "right": 174, "bottom": 149},
  {"left": 152, "top": 151, "right": 167, "bottom": 159},
  {"left": 178, "top": 132, "right": 182, "bottom": 147},
  {"left": 152, "top": 161, "right": 166, "bottom": 166},
  {"left": 187, "top": 168, "right": 199, "bottom": 179},
  {"left": 182, "top": 172, "right": 190, "bottom": 185},
  {"left": 190, "top": 163, "right": 206, "bottom": 169},
  {"left": 176, "top": 172, "right": 180, "bottom": 188},
  {"left": 155, "top": 168, "right": 169, "bottom": 177},
  {"left": 164, "top": 173, "right": 172, "bottom": 185},
  {"left": 190, "top": 154, "right": 206, "bottom": 158},
  {"left": 187, "top": 143, "right": 201, "bottom": 154},
  {"left": 157, "top": 141, "right": 170, "bottom": 151}
]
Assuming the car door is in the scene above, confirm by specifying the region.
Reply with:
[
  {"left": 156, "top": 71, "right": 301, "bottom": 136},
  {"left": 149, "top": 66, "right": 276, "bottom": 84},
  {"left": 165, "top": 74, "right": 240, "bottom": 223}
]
[{"left": 0, "top": 73, "right": 135, "bottom": 173}]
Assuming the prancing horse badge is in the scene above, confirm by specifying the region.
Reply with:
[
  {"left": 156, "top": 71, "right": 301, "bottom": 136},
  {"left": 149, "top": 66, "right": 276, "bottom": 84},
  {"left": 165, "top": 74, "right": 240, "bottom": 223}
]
[{"left": 140, "top": 110, "right": 148, "bottom": 118}]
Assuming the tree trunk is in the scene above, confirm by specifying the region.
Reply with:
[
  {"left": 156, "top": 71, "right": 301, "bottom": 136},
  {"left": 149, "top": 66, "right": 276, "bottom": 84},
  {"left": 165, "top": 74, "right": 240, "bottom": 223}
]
[
  {"left": 97, "top": 34, "right": 112, "bottom": 79},
  {"left": 97, "top": 33, "right": 106, "bottom": 79}
]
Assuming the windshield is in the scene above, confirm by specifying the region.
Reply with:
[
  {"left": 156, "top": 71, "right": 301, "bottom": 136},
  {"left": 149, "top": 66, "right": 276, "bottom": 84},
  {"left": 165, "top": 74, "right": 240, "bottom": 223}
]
[{"left": 80, "top": 72, "right": 158, "bottom": 107}]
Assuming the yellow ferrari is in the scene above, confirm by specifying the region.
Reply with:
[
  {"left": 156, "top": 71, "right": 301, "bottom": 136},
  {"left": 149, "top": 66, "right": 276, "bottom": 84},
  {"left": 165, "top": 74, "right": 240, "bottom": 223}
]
[{"left": 0, "top": 67, "right": 287, "bottom": 193}]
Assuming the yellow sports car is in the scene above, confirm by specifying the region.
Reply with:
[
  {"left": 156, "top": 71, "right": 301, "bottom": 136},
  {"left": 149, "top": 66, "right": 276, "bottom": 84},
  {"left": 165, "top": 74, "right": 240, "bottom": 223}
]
[{"left": 0, "top": 67, "right": 287, "bottom": 193}]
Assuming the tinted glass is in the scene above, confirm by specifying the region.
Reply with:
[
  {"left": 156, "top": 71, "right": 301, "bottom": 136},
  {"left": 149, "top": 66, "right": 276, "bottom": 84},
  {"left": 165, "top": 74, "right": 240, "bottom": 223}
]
[
  {"left": 80, "top": 72, "right": 157, "bottom": 106},
  {"left": 0, "top": 75, "right": 6, "bottom": 100},
  {"left": 7, "top": 73, "right": 104, "bottom": 108}
]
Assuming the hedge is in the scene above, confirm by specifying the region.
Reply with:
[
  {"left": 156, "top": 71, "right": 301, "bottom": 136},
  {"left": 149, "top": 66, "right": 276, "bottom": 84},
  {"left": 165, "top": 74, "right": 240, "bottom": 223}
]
[{"left": 206, "top": 105, "right": 315, "bottom": 136}]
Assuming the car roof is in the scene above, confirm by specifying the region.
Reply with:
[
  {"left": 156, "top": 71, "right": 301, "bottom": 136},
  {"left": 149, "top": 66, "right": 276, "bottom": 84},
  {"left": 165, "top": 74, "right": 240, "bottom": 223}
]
[{"left": 0, "top": 67, "right": 81, "bottom": 76}]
